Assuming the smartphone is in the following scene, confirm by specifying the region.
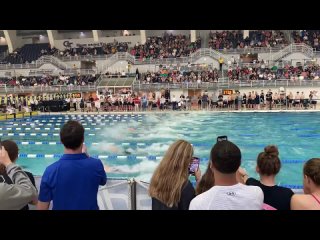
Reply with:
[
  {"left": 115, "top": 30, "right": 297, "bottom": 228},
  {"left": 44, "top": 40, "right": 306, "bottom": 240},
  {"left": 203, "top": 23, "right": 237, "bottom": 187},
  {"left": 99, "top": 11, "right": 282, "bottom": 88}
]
[
  {"left": 189, "top": 157, "right": 200, "bottom": 175},
  {"left": 0, "top": 175, "right": 5, "bottom": 183},
  {"left": 217, "top": 136, "right": 228, "bottom": 142}
]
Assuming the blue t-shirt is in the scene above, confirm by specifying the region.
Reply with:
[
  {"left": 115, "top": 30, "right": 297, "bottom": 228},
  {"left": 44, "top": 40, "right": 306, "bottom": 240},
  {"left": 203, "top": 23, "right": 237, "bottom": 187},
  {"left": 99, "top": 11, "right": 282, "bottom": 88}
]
[{"left": 39, "top": 153, "right": 107, "bottom": 210}]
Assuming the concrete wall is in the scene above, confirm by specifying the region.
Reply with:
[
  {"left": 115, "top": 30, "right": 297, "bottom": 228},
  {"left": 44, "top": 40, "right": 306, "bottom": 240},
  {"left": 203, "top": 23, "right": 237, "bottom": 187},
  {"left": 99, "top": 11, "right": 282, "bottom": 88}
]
[
  {"left": 282, "top": 52, "right": 312, "bottom": 65},
  {"left": 102, "top": 30, "right": 140, "bottom": 37},
  {"left": 20, "top": 36, "right": 50, "bottom": 45},
  {"left": 194, "top": 57, "right": 219, "bottom": 68},
  {"left": 56, "top": 31, "right": 93, "bottom": 40}
]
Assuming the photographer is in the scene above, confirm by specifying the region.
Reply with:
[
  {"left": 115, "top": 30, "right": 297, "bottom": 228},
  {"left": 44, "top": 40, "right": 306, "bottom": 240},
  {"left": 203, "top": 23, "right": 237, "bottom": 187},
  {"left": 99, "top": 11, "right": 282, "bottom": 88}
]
[
  {"left": 189, "top": 138, "right": 263, "bottom": 210},
  {"left": 149, "top": 140, "right": 201, "bottom": 210}
]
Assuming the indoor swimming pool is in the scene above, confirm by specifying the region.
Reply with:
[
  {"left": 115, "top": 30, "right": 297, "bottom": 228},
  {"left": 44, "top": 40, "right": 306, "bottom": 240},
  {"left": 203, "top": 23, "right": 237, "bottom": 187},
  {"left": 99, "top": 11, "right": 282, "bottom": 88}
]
[{"left": 1, "top": 112, "right": 319, "bottom": 188}]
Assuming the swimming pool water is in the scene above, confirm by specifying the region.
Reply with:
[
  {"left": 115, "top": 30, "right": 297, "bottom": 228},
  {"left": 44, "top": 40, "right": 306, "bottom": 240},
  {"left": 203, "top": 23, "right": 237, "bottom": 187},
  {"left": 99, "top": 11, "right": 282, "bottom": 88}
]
[{"left": 1, "top": 112, "right": 319, "bottom": 187}]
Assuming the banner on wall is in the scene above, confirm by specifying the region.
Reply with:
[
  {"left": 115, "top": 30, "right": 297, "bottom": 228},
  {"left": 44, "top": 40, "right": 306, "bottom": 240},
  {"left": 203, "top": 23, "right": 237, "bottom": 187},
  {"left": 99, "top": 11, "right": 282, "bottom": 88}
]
[{"left": 63, "top": 41, "right": 132, "bottom": 49}]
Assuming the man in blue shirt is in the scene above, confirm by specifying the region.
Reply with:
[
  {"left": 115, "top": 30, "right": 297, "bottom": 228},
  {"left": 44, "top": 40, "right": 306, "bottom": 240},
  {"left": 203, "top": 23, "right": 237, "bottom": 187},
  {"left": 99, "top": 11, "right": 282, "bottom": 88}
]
[{"left": 37, "top": 120, "right": 107, "bottom": 210}]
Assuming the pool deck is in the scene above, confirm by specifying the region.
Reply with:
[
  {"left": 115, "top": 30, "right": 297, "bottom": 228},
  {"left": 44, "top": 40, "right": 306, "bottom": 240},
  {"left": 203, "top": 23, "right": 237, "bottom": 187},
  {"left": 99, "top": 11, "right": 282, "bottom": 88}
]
[{"left": 38, "top": 109, "right": 320, "bottom": 115}]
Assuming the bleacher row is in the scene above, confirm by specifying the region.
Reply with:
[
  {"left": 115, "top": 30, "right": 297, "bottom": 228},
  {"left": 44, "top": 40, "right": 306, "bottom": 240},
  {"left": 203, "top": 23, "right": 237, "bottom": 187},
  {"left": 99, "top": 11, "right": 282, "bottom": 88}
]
[
  {"left": 0, "top": 30, "right": 320, "bottom": 65},
  {"left": 0, "top": 74, "right": 99, "bottom": 87}
]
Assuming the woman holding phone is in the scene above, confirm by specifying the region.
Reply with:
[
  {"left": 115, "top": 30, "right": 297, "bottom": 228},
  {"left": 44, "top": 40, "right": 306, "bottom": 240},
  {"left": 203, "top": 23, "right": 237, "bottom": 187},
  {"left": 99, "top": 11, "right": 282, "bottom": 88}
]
[{"left": 149, "top": 140, "right": 201, "bottom": 210}]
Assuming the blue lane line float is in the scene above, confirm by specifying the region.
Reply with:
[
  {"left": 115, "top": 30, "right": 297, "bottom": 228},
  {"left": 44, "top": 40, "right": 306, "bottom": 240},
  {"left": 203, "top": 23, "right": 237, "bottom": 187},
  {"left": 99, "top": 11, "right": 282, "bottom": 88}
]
[
  {"left": 279, "top": 184, "right": 303, "bottom": 189},
  {"left": 282, "top": 160, "right": 306, "bottom": 164},
  {"left": 297, "top": 134, "right": 320, "bottom": 138},
  {"left": 148, "top": 156, "right": 157, "bottom": 160},
  {"left": 127, "top": 155, "right": 137, "bottom": 160}
]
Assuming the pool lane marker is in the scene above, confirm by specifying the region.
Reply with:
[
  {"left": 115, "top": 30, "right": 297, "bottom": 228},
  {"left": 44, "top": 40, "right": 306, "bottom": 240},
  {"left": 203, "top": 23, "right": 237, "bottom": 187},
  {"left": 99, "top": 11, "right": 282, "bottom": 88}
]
[{"left": 0, "top": 132, "right": 95, "bottom": 136}]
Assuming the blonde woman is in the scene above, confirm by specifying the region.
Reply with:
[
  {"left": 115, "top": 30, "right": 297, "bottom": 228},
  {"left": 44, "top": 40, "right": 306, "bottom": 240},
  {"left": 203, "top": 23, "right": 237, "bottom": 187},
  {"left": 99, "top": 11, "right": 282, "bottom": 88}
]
[{"left": 149, "top": 140, "right": 201, "bottom": 210}]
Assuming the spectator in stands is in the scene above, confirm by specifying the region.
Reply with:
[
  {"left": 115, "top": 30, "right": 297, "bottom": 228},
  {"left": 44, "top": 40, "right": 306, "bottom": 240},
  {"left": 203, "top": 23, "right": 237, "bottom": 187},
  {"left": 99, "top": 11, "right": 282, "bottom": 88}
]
[
  {"left": 291, "top": 158, "right": 320, "bottom": 210},
  {"left": 149, "top": 140, "right": 201, "bottom": 210},
  {"left": 37, "top": 120, "right": 107, "bottom": 210},
  {"left": 219, "top": 57, "right": 224, "bottom": 71},
  {"left": 238, "top": 145, "right": 294, "bottom": 210},
  {"left": 0, "top": 140, "right": 37, "bottom": 210},
  {"left": 0, "top": 146, "right": 37, "bottom": 210},
  {"left": 189, "top": 140, "right": 263, "bottom": 210}
]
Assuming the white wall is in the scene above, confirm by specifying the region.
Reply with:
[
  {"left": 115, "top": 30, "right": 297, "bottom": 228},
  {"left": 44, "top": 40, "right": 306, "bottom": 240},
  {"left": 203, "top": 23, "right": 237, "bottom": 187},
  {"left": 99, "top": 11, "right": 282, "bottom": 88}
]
[
  {"left": 282, "top": 52, "right": 312, "bottom": 65},
  {"left": 39, "top": 63, "right": 59, "bottom": 70},
  {"left": 102, "top": 30, "right": 140, "bottom": 37},
  {"left": 106, "top": 60, "right": 129, "bottom": 73},
  {"left": 20, "top": 36, "right": 50, "bottom": 45},
  {"left": 8, "top": 69, "right": 31, "bottom": 76},
  {"left": 56, "top": 31, "right": 93, "bottom": 40},
  {"left": 194, "top": 57, "right": 219, "bottom": 68}
]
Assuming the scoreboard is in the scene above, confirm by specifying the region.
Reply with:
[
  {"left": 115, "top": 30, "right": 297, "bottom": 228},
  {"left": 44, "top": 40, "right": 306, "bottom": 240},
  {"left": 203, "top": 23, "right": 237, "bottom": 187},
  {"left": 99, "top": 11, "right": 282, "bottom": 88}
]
[
  {"left": 223, "top": 89, "right": 233, "bottom": 95},
  {"left": 71, "top": 93, "right": 82, "bottom": 98}
]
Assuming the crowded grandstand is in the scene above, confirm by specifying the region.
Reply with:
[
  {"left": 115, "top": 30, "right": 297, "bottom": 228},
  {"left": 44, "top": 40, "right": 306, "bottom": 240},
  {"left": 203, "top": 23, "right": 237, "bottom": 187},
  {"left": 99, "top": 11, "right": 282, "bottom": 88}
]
[{"left": 1, "top": 30, "right": 320, "bottom": 210}]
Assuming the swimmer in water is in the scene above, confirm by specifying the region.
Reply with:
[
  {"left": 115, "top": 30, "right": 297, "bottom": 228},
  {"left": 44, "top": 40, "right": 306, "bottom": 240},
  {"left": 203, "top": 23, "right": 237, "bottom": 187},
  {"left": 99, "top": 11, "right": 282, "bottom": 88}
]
[{"left": 104, "top": 165, "right": 122, "bottom": 173}]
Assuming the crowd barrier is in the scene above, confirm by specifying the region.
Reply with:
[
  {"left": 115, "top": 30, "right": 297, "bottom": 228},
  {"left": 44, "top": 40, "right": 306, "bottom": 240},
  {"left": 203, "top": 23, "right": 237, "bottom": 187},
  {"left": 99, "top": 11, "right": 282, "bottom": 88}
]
[
  {"left": 33, "top": 176, "right": 151, "bottom": 210},
  {"left": 31, "top": 176, "right": 302, "bottom": 210}
]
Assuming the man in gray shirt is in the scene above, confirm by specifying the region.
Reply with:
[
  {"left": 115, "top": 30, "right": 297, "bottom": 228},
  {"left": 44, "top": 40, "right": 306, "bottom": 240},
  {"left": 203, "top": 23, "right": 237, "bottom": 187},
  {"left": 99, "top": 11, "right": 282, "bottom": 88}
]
[{"left": 0, "top": 146, "right": 37, "bottom": 210}]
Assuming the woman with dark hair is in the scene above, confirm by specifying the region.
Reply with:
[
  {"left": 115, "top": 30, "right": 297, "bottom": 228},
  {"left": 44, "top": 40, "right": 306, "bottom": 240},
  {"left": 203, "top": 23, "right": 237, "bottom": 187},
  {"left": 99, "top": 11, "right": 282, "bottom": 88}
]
[
  {"left": 0, "top": 140, "right": 37, "bottom": 210},
  {"left": 291, "top": 158, "right": 320, "bottom": 210},
  {"left": 238, "top": 145, "right": 294, "bottom": 210},
  {"left": 195, "top": 162, "right": 214, "bottom": 195}
]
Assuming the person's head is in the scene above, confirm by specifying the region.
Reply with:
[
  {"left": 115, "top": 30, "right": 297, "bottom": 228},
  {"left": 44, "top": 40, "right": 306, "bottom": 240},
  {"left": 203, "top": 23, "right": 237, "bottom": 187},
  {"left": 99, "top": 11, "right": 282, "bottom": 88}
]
[
  {"left": 256, "top": 145, "right": 281, "bottom": 176},
  {"left": 210, "top": 140, "right": 241, "bottom": 174},
  {"left": 1, "top": 140, "right": 19, "bottom": 162},
  {"left": 60, "top": 120, "right": 84, "bottom": 150},
  {"left": 149, "top": 139, "right": 194, "bottom": 207},
  {"left": 196, "top": 162, "right": 215, "bottom": 195},
  {"left": 0, "top": 140, "right": 19, "bottom": 174},
  {"left": 303, "top": 158, "right": 320, "bottom": 194}
]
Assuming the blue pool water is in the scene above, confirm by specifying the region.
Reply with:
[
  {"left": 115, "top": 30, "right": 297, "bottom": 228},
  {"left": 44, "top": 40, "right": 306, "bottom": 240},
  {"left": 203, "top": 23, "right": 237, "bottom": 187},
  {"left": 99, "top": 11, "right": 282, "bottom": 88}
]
[{"left": 1, "top": 112, "right": 319, "bottom": 188}]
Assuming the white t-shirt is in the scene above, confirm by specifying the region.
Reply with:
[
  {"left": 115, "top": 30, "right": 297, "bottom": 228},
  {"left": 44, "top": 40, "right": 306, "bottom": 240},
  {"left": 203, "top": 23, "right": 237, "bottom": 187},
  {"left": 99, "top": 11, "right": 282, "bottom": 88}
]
[{"left": 189, "top": 183, "right": 263, "bottom": 210}]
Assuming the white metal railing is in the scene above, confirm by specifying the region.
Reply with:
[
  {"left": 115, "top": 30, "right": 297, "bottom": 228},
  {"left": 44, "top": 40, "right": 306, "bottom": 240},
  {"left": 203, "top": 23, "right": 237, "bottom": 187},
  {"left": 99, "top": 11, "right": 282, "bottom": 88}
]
[
  {"left": 57, "top": 54, "right": 113, "bottom": 61},
  {"left": 0, "top": 55, "right": 71, "bottom": 70},
  {"left": 214, "top": 45, "right": 287, "bottom": 55},
  {"left": 0, "top": 44, "right": 317, "bottom": 72},
  {"left": 133, "top": 78, "right": 320, "bottom": 90},
  {"left": 2, "top": 78, "right": 320, "bottom": 94},
  {"left": 271, "top": 43, "right": 314, "bottom": 62},
  {"left": 0, "top": 84, "right": 97, "bottom": 94}
]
